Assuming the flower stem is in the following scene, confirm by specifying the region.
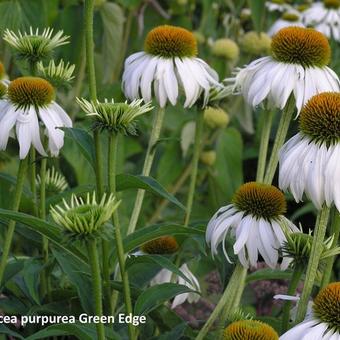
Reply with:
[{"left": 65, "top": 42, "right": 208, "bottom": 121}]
[
  {"left": 87, "top": 238, "right": 105, "bottom": 340},
  {"left": 29, "top": 148, "right": 38, "bottom": 216},
  {"left": 295, "top": 205, "right": 330, "bottom": 323},
  {"left": 263, "top": 98, "right": 295, "bottom": 185},
  {"left": 196, "top": 262, "right": 247, "bottom": 340},
  {"left": 84, "top": 0, "right": 108, "bottom": 315},
  {"left": 39, "top": 157, "right": 51, "bottom": 300},
  {"left": 320, "top": 208, "right": 340, "bottom": 288},
  {"left": 0, "top": 157, "right": 28, "bottom": 286},
  {"left": 184, "top": 109, "right": 204, "bottom": 227},
  {"left": 108, "top": 133, "right": 135, "bottom": 339},
  {"left": 256, "top": 108, "right": 273, "bottom": 183},
  {"left": 127, "top": 107, "right": 165, "bottom": 235},
  {"left": 281, "top": 265, "right": 304, "bottom": 333},
  {"left": 217, "top": 264, "right": 247, "bottom": 340}
]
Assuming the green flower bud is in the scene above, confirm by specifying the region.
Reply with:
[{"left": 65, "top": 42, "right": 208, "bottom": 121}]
[
  {"left": 211, "top": 38, "right": 239, "bottom": 61},
  {"left": 200, "top": 150, "right": 216, "bottom": 166},
  {"left": 240, "top": 31, "right": 272, "bottom": 56},
  {"left": 204, "top": 106, "right": 230, "bottom": 129}
]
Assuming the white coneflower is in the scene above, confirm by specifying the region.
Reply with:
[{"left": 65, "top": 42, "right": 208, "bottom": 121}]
[
  {"left": 122, "top": 25, "right": 220, "bottom": 108},
  {"left": 206, "top": 182, "right": 299, "bottom": 269},
  {"left": 279, "top": 92, "right": 340, "bottom": 210},
  {"left": 150, "top": 263, "right": 200, "bottom": 308},
  {"left": 0, "top": 77, "right": 72, "bottom": 159},
  {"left": 268, "top": 11, "right": 304, "bottom": 36},
  {"left": 302, "top": 0, "right": 340, "bottom": 42},
  {"left": 50, "top": 192, "right": 119, "bottom": 237},
  {"left": 280, "top": 282, "right": 340, "bottom": 339},
  {"left": 3, "top": 27, "right": 69, "bottom": 63},
  {"left": 77, "top": 98, "right": 153, "bottom": 135},
  {"left": 223, "top": 320, "right": 279, "bottom": 340},
  {"left": 228, "top": 27, "right": 340, "bottom": 114},
  {"left": 266, "top": 0, "right": 292, "bottom": 12}
]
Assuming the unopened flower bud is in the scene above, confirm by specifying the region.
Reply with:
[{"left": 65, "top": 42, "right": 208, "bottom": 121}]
[
  {"left": 211, "top": 38, "right": 239, "bottom": 61},
  {"left": 204, "top": 106, "right": 230, "bottom": 129},
  {"left": 240, "top": 31, "right": 272, "bottom": 56}
]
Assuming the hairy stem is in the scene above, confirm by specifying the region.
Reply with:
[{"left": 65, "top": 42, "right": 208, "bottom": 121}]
[
  {"left": 256, "top": 108, "right": 273, "bottom": 183},
  {"left": 29, "top": 148, "right": 38, "bottom": 216},
  {"left": 87, "top": 238, "right": 105, "bottom": 340},
  {"left": 320, "top": 209, "right": 340, "bottom": 288},
  {"left": 196, "top": 262, "right": 246, "bottom": 340},
  {"left": 184, "top": 110, "right": 204, "bottom": 226},
  {"left": 281, "top": 265, "right": 304, "bottom": 332},
  {"left": 263, "top": 98, "right": 295, "bottom": 185},
  {"left": 39, "top": 157, "right": 51, "bottom": 300},
  {"left": 108, "top": 133, "right": 135, "bottom": 339},
  {"left": 127, "top": 107, "right": 165, "bottom": 235},
  {"left": 295, "top": 205, "right": 330, "bottom": 323}
]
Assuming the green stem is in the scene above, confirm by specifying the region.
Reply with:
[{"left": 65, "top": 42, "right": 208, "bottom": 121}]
[
  {"left": 0, "top": 157, "right": 28, "bottom": 286},
  {"left": 320, "top": 209, "right": 340, "bottom": 288},
  {"left": 29, "top": 148, "right": 38, "bottom": 216},
  {"left": 108, "top": 133, "right": 135, "bottom": 339},
  {"left": 39, "top": 157, "right": 50, "bottom": 300},
  {"left": 217, "top": 264, "right": 247, "bottom": 340},
  {"left": 295, "top": 205, "right": 330, "bottom": 323},
  {"left": 281, "top": 265, "right": 304, "bottom": 333},
  {"left": 87, "top": 239, "right": 105, "bottom": 340},
  {"left": 196, "top": 263, "right": 247, "bottom": 340},
  {"left": 263, "top": 98, "right": 295, "bottom": 185},
  {"left": 127, "top": 107, "right": 165, "bottom": 235},
  {"left": 84, "top": 2, "right": 108, "bottom": 314},
  {"left": 184, "top": 110, "right": 204, "bottom": 227},
  {"left": 84, "top": 0, "right": 103, "bottom": 195},
  {"left": 256, "top": 108, "right": 273, "bottom": 183}
]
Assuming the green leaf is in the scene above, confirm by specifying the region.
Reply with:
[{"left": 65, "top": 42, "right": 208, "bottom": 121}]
[
  {"left": 23, "top": 259, "right": 42, "bottom": 305},
  {"left": 25, "top": 323, "right": 120, "bottom": 340},
  {"left": 248, "top": 0, "right": 266, "bottom": 32},
  {"left": 153, "top": 323, "right": 187, "bottom": 340},
  {"left": 134, "top": 283, "right": 197, "bottom": 315},
  {"left": 0, "top": 209, "right": 87, "bottom": 265},
  {"left": 123, "top": 224, "right": 204, "bottom": 254},
  {"left": 126, "top": 255, "right": 192, "bottom": 285},
  {"left": 116, "top": 174, "right": 185, "bottom": 210},
  {"left": 63, "top": 128, "right": 96, "bottom": 170},
  {"left": 0, "top": 0, "right": 27, "bottom": 32},
  {"left": 2, "top": 257, "right": 27, "bottom": 287},
  {"left": 0, "top": 325, "right": 24, "bottom": 340},
  {"left": 99, "top": 2, "right": 125, "bottom": 83},
  {"left": 246, "top": 268, "right": 294, "bottom": 284},
  {"left": 52, "top": 248, "right": 93, "bottom": 314}
]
